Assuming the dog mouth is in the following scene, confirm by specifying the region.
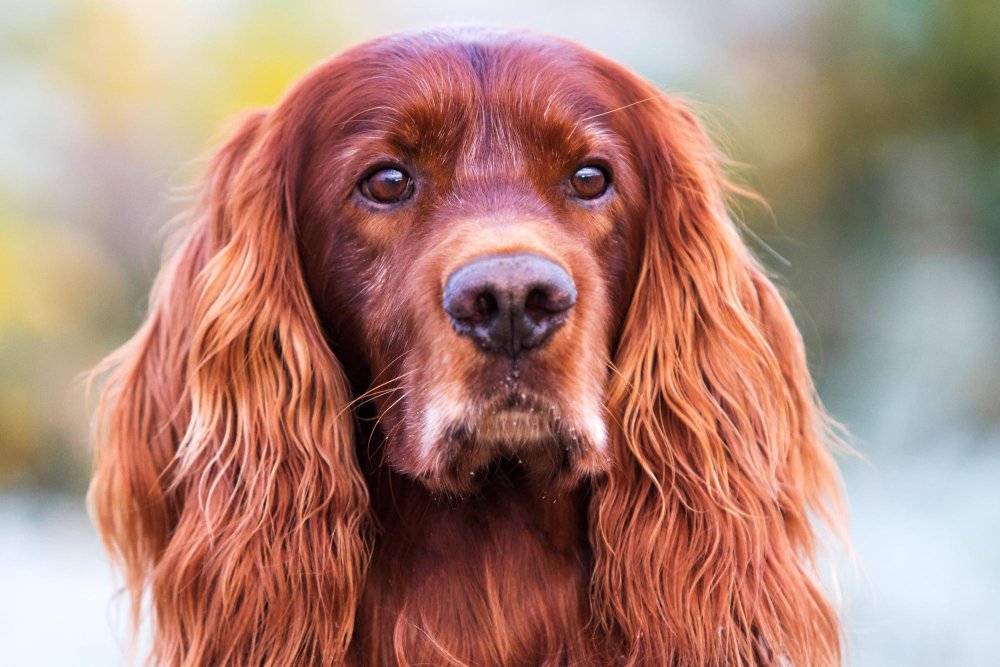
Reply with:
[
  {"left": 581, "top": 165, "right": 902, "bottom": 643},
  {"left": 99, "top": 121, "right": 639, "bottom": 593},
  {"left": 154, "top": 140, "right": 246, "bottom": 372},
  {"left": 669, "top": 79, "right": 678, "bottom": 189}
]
[
  {"left": 470, "top": 390, "right": 563, "bottom": 441},
  {"left": 473, "top": 407, "right": 551, "bottom": 444},
  {"left": 419, "top": 388, "right": 602, "bottom": 494},
  {"left": 447, "top": 389, "right": 571, "bottom": 447}
]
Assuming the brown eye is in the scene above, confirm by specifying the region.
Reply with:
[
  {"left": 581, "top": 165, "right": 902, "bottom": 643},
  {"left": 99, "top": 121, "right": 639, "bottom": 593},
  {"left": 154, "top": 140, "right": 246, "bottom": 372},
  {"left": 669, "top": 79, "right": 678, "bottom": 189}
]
[
  {"left": 360, "top": 167, "right": 413, "bottom": 204},
  {"left": 569, "top": 165, "right": 609, "bottom": 199}
]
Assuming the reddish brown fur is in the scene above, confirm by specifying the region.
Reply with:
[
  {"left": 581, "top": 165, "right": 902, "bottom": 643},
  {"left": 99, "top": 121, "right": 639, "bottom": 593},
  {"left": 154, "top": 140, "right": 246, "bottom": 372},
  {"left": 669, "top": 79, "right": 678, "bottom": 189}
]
[{"left": 90, "top": 27, "right": 844, "bottom": 666}]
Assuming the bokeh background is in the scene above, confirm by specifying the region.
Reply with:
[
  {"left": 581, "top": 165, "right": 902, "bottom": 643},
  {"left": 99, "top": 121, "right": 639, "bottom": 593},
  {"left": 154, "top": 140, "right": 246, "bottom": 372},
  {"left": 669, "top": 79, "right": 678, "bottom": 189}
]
[{"left": 2, "top": 1, "right": 997, "bottom": 664}]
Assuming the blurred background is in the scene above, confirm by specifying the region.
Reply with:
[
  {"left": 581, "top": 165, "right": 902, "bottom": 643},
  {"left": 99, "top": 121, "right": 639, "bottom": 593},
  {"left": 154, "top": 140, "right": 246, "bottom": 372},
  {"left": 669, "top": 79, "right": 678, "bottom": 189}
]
[{"left": 1, "top": 0, "right": 997, "bottom": 664}]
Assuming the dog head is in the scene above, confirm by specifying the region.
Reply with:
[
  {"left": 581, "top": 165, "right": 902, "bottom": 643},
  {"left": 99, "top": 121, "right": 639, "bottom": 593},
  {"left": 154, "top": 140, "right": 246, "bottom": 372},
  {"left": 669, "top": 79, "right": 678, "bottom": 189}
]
[{"left": 90, "top": 27, "right": 844, "bottom": 666}]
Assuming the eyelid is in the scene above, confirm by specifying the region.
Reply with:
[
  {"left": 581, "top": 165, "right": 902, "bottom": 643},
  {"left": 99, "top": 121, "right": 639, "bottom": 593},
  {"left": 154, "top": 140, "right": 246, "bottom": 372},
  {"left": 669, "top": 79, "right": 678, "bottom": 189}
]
[
  {"left": 578, "top": 156, "right": 613, "bottom": 175},
  {"left": 359, "top": 159, "right": 408, "bottom": 180}
]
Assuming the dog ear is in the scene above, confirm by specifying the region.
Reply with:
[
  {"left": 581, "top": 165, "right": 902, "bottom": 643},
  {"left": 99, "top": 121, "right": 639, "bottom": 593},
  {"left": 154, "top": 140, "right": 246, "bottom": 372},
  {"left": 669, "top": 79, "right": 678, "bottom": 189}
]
[
  {"left": 89, "top": 110, "right": 370, "bottom": 665},
  {"left": 589, "top": 87, "right": 844, "bottom": 665}
]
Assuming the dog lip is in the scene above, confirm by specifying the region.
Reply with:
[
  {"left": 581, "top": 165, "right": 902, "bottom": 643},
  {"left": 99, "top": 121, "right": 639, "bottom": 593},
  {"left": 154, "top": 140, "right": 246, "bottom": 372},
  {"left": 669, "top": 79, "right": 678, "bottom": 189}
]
[
  {"left": 504, "top": 391, "right": 528, "bottom": 409},
  {"left": 489, "top": 389, "right": 553, "bottom": 414}
]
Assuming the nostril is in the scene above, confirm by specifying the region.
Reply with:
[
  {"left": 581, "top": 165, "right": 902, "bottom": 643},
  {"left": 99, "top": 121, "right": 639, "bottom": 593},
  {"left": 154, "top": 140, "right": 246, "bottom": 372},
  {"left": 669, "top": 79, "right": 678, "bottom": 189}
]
[
  {"left": 473, "top": 290, "right": 498, "bottom": 323},
  {"left": 524, "top": 287, "right": 554, "bottom": 321},
  {"left": 524, "top": 282, "right": 575, "bottom": 320}
]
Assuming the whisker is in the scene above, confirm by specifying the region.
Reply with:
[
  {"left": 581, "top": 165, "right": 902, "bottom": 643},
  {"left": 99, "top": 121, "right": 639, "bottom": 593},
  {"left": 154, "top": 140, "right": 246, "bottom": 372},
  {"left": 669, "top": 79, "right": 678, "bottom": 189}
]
[{"left": 571, "top": 93, "right": 665, "bottom": 132}]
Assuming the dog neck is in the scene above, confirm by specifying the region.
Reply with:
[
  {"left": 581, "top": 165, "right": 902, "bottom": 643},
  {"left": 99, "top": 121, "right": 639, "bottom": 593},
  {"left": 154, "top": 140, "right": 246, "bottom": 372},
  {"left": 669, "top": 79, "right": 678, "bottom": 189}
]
[{"left": 351, "top": 463, "right": 595, "bottom": 665}]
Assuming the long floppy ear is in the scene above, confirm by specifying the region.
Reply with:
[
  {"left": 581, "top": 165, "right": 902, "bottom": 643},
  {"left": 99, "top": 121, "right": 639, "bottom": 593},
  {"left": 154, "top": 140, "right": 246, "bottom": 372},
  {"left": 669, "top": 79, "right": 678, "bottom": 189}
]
[
  {"left": 590, "top": 93, "right": 843, "bottom": 665},
  {"left": 89, "top": 111, "right": 370, "bottom": 665}
]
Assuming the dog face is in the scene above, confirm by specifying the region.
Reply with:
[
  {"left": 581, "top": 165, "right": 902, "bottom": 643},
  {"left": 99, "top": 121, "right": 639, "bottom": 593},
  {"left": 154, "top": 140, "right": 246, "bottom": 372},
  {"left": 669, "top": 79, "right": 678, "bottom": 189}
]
[{"left": 296, "top": 30, "right": 643, "bottom": 492}]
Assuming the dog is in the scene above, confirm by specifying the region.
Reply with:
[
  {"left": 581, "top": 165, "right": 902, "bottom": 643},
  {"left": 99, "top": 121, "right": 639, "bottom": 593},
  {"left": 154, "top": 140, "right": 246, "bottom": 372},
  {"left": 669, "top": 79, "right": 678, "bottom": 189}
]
[{"left": 90, "top": 26, "right": 844, "bottom": 666}]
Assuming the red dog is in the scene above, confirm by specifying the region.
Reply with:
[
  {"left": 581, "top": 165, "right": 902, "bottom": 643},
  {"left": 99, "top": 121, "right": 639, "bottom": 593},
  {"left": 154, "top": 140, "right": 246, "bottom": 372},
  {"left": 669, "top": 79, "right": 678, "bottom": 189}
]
[{"left": 91, "top": 27, "right": 844, "bottom": 666}]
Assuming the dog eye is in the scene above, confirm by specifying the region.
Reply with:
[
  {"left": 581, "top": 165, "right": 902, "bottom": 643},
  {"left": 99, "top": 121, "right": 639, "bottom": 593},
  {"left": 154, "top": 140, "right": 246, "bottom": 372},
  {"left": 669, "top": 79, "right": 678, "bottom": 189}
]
[
  {"left": 569, "top": 165, "right": 609, "bottom": 199},
  {"left": 360, "top": 167, "right": 413, "bottom": 204}
]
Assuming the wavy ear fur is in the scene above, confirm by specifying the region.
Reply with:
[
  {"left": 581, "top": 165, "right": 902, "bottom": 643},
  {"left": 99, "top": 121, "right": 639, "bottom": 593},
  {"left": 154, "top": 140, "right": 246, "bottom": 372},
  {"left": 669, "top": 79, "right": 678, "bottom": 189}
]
[
  {"left": 590, "top": 93, "right": 843, "bottom": 665},
  {"left": 89, "top": 111, "right": 370, "bottom": 665}
]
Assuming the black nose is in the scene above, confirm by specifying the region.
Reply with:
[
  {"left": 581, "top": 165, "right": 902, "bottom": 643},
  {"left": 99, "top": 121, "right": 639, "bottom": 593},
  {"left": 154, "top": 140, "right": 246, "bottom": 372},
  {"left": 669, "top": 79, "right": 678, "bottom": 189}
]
[{"left": 443, "top": 253, "right": 576, "bottom": 356}]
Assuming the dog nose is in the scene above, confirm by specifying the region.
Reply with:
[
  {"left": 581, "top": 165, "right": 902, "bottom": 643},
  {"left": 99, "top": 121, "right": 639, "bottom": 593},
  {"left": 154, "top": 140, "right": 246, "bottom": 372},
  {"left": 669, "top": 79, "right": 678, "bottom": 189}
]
[{"left": 443, "top": 253, "right": 576, "bottom": 356}]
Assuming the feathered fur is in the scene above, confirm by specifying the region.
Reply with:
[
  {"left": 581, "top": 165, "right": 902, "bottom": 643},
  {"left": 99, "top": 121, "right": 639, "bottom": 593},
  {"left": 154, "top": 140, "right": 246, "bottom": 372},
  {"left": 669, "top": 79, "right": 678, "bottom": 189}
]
[{"left": 90, "top": 27, "right": 844, "bottom": 666}]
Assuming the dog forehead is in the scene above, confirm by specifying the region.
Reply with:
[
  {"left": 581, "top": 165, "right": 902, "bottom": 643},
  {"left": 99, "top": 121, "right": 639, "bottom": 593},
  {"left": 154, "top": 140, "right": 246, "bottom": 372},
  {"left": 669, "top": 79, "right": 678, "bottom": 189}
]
[{"left": 327, "top": 29, "right": 611, "bottom": 140}]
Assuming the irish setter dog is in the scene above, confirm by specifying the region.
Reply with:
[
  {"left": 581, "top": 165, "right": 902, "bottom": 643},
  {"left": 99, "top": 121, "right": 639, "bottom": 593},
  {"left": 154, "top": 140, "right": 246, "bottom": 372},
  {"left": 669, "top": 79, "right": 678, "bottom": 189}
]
[{"left": 91, "top": 27, "right": 844, "bottom": 666}]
